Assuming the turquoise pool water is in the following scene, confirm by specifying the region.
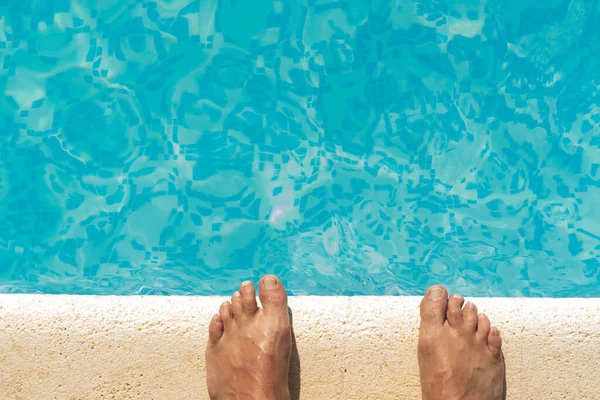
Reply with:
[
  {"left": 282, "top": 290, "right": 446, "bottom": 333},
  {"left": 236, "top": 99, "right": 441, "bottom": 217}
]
[{"left": 0, "top": 0, "right": 599, "bottom": 297}]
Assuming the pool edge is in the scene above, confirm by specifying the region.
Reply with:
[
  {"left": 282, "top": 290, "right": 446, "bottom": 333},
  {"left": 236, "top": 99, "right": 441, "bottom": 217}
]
[{"left": 0, "top": 295, "right": 598, "bottom": 399}]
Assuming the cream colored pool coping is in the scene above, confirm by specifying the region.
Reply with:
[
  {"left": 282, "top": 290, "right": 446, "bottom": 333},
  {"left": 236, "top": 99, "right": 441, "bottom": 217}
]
[{"left": 0, "top": 295, "right": 598, "bottom": 399}]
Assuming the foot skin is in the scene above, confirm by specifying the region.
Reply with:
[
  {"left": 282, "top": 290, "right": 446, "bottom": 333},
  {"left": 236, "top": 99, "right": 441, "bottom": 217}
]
[
  {"left": 205, "top": 275, "right": 292, "bottom": 400},
  {"left": 418, "top": 285, "right": 506, "bottom": 400}
]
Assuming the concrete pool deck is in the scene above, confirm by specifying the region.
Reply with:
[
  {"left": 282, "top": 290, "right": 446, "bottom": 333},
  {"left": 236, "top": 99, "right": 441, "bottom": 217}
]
[{"left": 0, "top": 296, "right": 598, "bottom": 399}]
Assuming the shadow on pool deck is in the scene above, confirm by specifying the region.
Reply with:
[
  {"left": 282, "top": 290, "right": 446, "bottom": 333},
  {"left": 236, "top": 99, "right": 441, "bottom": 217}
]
[{"left": 289, "top": 307, "right": 301, "bottom": 400}]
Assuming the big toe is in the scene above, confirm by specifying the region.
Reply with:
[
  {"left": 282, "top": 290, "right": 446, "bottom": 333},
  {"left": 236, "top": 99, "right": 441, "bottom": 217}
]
[
  {"left": 258, "top": 275, "right": 288, "bottom": 312},
  {"left": 420, "top": 285, "right": 448, "bottom": 328}
]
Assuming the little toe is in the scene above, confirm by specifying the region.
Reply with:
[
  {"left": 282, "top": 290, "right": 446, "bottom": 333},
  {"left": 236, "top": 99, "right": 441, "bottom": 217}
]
[
  {"left": 476, "top": 312, "right": 491, "bottom": 341},
  {"left": 258, "top": 275, "right": 288, "bottom": 313},
  {"left": 231, "top": 291, "right": 243, "bottom": 316},
  {"left": 219, "top": 301, "right": 233, "bottom": 328},
  {"left": 487, "top": 326, "right": 503, "bottom": 359},
  {"left": 446, "top": 294, "right": 464, "bottom": 327},
  {"left": 239, "top": 281, "right": 258, "bottom": 315},
  {"left": 462, "top": 301, "right": 479, "bottom": 331},
  {"left": 208, "top": 314, "right": 223, "bottom": 345},
  {"left": 419, "top": 285, "right": 448, "bottom": 328}
]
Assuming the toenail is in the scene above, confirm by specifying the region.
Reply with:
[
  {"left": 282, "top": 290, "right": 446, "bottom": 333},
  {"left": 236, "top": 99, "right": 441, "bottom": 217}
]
[
  {"left": 264, "top": 277, "right": 278, "bottom": 289},
  {"left": 241, "top": 280, "right": 252, "bottom": 287},
  {"left": 478, "top": 312, "right": 486, "bottom": 319},
  {"left": 233, "top": 291, "right": 241, "bottom": 297},
  {"left": 491, "top": 327, "right": 500, "bottom": 336},
  {"left": 429, "top": 288, "right": 444, "bottom": 300},
  {"left": 212, "top": 314, "right": 220, "bottom": 322},
  {"left": 451, "top": 294, "right": 463, "bottom": 300},
  {"left": 466, "top": 302, "right": 476, "bottom": 309}
]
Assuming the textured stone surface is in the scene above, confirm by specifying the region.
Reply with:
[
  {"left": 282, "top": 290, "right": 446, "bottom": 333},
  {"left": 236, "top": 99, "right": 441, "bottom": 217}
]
[{"left": 0, "top": 295, "right": 598, "bottom": 399}]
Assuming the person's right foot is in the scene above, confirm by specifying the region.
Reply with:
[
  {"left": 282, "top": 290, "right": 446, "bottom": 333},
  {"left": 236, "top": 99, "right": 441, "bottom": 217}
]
[
  {"left": 205, "top": 275, "right": 291, "bottom": 400},
  {"left": 418, "top": 285, "right": 506, "bottom": 400}
]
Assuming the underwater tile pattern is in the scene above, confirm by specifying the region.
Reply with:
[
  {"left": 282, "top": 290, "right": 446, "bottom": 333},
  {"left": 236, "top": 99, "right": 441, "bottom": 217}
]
[{"left": 0, "top": 0, "right": 599, "bottom": 296}]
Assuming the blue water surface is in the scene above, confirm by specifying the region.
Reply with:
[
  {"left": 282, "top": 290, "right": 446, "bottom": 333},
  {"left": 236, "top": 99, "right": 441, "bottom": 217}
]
[{"left": 0, "top": 0, "right": 599, "bottom": 296}]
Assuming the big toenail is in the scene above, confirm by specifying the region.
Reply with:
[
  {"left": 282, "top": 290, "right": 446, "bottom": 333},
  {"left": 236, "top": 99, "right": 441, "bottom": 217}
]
[
  {"left": 264, "top": 277, "right": 278, "bottom": 289},
  {"left": 429, "top": 288, "right": 443, "bottom": 300},
  {"left": 241, "top": 280, "right": 252, "bottom": 287}
]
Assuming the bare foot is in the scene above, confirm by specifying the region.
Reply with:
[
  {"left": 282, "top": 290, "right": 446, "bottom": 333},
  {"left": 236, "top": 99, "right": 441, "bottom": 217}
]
[
  {"left": 418, "top": 285, "right": 506, "bottom": 400},
  {"left": 205, "top": 275, "right": 292, "bottom": 400}
]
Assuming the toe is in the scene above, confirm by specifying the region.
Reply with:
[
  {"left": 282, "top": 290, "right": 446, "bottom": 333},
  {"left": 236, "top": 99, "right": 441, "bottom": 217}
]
[
  {"left": 419, "top": 285, "right": 448, "bottom": 328},
  {"left": 476, "top": 312, "right": 491, "bottom": 341},
  {"left": 446, "top": 294, "right": 464, "bottom": 326},
  {"left": 462, "top": 301, "right": 479, "bottom": 331},
  {"left": 208, "top": 314, "right": 223, "bottom": 345},
  {"left": 258, "top": 275, "right": 288, "bottom": 312},
  {"left": 231, "top": 291, "right": 243, "bottom": 316},
  {"left": 239, "top": 281, "right": 258, "bottom": 315},
  {"left": 487, "top": 326, "right": 503, "bottom": 359},
  {"left": 219, "top": 301, "right": 233, "bottom": 328}
]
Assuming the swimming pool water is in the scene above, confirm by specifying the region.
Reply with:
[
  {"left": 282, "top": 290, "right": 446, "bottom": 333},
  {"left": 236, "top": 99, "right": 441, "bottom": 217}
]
[{"left": 0, "top": 0, "right": 599, "bottom": 297}]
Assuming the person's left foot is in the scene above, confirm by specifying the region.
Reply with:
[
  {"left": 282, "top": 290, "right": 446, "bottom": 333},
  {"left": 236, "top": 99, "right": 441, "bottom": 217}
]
[{"left": 205, "top": 275, "right": 292, "bottom": 400}]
